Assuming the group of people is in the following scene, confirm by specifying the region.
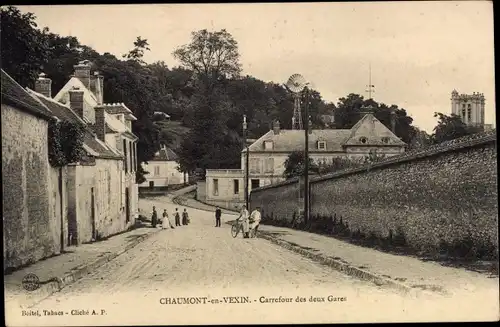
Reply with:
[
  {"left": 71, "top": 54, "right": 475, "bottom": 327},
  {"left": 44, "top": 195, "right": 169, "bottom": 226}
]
[
  {"left": 235, "top": 205, "right": 261, "bottom": 238},
  {"left": 151, "top": 206, "right": 190, "bottom": 229}
]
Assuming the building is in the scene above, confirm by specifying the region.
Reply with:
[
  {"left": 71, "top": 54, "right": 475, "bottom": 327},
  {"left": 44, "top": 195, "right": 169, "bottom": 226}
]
[
  {"left": 451, "top": 90, "right": 493, "bottom": 130},
  {"left": 51, "top": 60, "right": 139, "bottom": 243},
  {"left": 2, "top": 69, "right": 62, "bottom": 272},
  {"left": 139, "top": 145, "right": 187, "bottom": 189},
  {"left": 204, "top": 113, "right": 406, "bottom": 209}
]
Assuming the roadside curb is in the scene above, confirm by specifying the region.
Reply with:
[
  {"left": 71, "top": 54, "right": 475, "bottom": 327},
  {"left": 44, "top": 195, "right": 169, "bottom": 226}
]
[
  {"left": 258, "top": 232, "right": 431, "bottom": 298},
  {"left": 24, "top": 229, "right": 161, "bottom": 308}
]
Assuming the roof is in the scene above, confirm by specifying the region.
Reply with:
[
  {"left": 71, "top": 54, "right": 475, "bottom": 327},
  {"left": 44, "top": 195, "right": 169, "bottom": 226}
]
[
  {"left": 27, "top": 89, "right": 122, "bottom": 159},
  {"left": 150, "top": 147, "right": 179, "bottom": 161},
  {"left": 246, "top": 113, "right": 405, "bottom": 153},
  {"left": 1, "top": 69, "right": 54, "bottom": 121},
  {"left": 342, "top": 113, "right": 406, "bottom": 146},
  {"left": 247, "top": 129, "right": 352, "bottom": 152},
  {"left": 101, "top": 103, "right": 137, "bottom": 121},
  {"left": 53, "top": 76, "right": 99, "bottom": 107}
]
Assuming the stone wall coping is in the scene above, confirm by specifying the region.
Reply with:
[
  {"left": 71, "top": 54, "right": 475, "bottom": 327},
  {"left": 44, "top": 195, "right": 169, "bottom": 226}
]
[{"left": 250, "top": 130, "right": 496, "bottom": 194}]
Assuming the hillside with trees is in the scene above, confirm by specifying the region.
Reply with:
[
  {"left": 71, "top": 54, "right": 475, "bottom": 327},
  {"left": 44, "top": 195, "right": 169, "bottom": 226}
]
[{"left": 2, "top": 6, "right": 484, "bottom": 180}]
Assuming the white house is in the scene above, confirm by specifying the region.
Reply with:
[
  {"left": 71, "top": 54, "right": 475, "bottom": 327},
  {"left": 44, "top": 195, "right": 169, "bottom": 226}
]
[
  {"left": 140, "top": 145, "right": 187, "bottom": 189},
  {"left": 204, "top": 113, "right": 406, "bottom": 209}
]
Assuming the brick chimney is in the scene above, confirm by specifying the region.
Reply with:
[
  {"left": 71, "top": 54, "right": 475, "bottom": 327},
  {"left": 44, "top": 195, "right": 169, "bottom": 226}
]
[
  {"left": 69, "top": 86, "right": 84, "bottom": 119},
  {"left": 73, "top": 60, "right": 91, "bottom": 89},
  {"left": 273, "top": 120, "right": 280, "bottom": 135},
  {"left": 390, "top": 111, "right": 397, "bottom": 134},
  {"left": 94, "top": 106, "right": 106, "bottom": 141},
  {"left": 35, "top": 73, "right": 52, "bottom": 98},
  {"left": 89, "top": 71, "right": 104, "bottom": 105}
]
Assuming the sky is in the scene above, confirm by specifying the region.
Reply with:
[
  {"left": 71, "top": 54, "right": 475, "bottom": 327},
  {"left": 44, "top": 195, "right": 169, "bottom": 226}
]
[{"left": 18, "top": 2, "right": 495, "bottom": 133}]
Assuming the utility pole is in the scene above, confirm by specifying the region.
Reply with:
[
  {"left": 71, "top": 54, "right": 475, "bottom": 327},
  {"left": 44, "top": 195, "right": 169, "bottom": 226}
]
[
  {"left": 243, "top": 115, "right": 249, "bottom": 209},
  {"left": 303, "top": 87, "right": 310, "bottom": 225}
]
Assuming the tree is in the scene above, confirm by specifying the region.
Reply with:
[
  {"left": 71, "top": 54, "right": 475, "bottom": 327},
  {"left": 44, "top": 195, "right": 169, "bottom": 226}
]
[
  {"left": 173, "top": 29, "right": 243, "bottom": 173},
  {"left": 431, "top": 112, "right": 482, "bottom": 144},
  {"left": 283, "top": 151, "right": 319, "bottom": 179},
  {"left": 0, "top": 6, "right": 50, "bottom": 88},
  {"left": 173, "top": 29, "right": 241, "bottom": 88},
  {"left": 123, "top": 36, "right": 150, "bottom": 64}
]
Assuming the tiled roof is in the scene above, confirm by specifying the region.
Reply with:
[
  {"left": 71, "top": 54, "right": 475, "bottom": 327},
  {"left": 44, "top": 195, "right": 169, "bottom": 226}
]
[
  {"left": 28, "top": 90, "right": 122, "bottom": 159},
  {"left": 246, "top": 114, "right": 405, "bottom": 152},
  {"left": 1, "top": 70, "right": 53, "bottom": 120},
  {"left": 247, "top": 129, "right": 352, "bottom": 152},
  {"left": 150, "top": 147, "right": 179, "bottom": 161}
]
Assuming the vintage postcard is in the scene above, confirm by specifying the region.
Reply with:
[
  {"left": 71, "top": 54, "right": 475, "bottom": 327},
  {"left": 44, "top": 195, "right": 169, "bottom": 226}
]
[{"left": 2, "top": 1, "right": 498, "bottom": 326}]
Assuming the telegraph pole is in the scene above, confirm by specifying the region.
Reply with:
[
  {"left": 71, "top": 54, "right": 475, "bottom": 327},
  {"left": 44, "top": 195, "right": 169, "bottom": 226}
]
[
  {"left": 243, "top": 115, "right": 249, "bottom": 209},
  {"left": 303, "top": 87, "right": 310, "bottom": 225}
]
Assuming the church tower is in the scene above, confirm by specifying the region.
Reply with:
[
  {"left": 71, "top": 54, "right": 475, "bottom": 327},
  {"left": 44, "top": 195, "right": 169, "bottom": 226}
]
[{"left": 451, "top": 90, "right": 486, "bottom": 127}]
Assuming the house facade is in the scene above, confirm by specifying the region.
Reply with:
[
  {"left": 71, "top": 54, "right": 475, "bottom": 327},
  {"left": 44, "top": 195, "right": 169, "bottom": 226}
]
[
  {"left": 139, "top": 145, "right": 187, "bottom": 190},
  {"left": 204, "top": 114, "right": 406, "bottom": 209}
]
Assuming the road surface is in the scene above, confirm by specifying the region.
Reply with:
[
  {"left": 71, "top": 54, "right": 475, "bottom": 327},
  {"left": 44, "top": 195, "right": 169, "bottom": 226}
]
[{"left": 14, "top": 196, "right": 486, "bottom": 325}]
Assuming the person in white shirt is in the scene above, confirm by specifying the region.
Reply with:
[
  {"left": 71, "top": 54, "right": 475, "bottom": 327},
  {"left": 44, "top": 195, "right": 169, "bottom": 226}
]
[
  {"left": 237, "top": 205, "right": 250, "bottom": 238},
  {"left": 248, "top": 207, "right": 262, "bottom": 238}
]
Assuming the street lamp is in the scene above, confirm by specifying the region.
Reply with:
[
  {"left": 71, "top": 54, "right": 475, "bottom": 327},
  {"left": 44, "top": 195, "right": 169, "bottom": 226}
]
[{"left": 243, "top": 115, "right": 249, "bottom": 209}]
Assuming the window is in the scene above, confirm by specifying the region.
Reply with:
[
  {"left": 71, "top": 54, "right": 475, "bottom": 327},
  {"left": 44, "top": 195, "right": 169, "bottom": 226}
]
[
  {"left": 213, "top": 179, "right": 219, "bottom": 196},
  {"left": 264, "top": 158, "right": 274, "bottom": 173},
  {"left": 250, "top": 158, "right": 261, "bottom": 174},
  {"left": 233, "top": 179, "right": 239, "bottom": 195},
  {"left": 154, "top": 166, "right": 160, "bottom": 176},
  {"left": 123, "top": 139, "right": 128, "bottom": 173},
  {"left": 318, "top": 141, "right": 326, "bottom": 150},
  {"left": 251, "top": 179, "right": 260, "bottom": 189},
  {"left": 381, "top": 137, "right": 390, "bottom": 144},
  {"left": 149, "top": 181, "right": 154, "bottom": 188},
  {"left": 467, "top": 104, "right": 472, "bottom": 121},
  {"left": 264, "top": 141, "right": 273, "bottom": 150},
  {"left": 359, "top": 137, "right": 367, "bottom": 144},
  {"left": 462, "top": 104, "right": 466, "bottom": 119}
]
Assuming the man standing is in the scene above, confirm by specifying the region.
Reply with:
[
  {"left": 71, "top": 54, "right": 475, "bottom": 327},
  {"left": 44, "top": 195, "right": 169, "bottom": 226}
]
[
  {"left": 182, "top": 208, "right": 189, "bottom": 225},
  {"left": 249, "top": 207, "right": 262, "bottom": 238},
  {"left": 238, "top": 205, "right": 250, "bottom": 238},
  {"left": 215, "top": 206, "right": 222, "bottom": 227},
  {"left": 174, "top": 208, "right": 181, "bottom": 227},
  {"left": 151, "top": 206, "right": 158, "bottom": 228}
]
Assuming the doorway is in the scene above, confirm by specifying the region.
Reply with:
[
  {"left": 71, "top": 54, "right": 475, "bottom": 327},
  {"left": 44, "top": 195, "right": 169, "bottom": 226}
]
[
  {"left": 91, "top": 187, "right": 96, "bottom": 241},
  {"left": 125, "top": 187, "right": 130, "bottom": 223}
]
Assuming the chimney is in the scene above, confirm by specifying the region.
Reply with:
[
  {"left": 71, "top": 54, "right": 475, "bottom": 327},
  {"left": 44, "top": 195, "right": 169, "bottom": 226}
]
[
  {"left": 35, "top": 73, "right": 52, "bottom": 98},
  {"left": 390, "top": 111, "right": 397, "bottom": 134},
  {"left": 273, "top": 120, "right": 280, "bottom": 135},
  {"left": 90, "top": 71, "right": 104, "bottom": 105},
  {"left": 94, "top": 106, "right": 106, "bottom": 142},
  {"left": 69, "top": 86, "right": 84, "bottom": 119},
  {"left": 73, "top": 60, "right": 91, "bottom": 89}
]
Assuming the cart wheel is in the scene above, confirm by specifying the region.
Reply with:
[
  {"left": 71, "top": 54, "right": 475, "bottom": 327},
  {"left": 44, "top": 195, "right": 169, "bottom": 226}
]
[{"left": 231, "top": 224, "right": 239, "bottom": 238}]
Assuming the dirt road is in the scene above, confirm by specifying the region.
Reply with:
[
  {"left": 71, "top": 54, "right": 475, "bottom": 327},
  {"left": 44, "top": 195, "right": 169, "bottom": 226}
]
[{"left": 14, "top": 197, "right": 493, "bottom": 325}]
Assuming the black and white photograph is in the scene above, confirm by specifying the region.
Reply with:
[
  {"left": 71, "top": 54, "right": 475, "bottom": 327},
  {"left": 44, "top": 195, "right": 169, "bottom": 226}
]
[{"left": 2, "top": 2, "right": 498, "bottom": 325}]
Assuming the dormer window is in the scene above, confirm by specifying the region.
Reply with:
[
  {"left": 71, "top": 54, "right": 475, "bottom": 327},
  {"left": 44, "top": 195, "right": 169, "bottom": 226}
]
[
  {"left": 381, "top": 137, "right": 389, "bottom": 144},
  {"left": 317, "top": 141, "right": 327, "bottom": 150},
  {"left": 359, "top": 137, "right": 368, "bottom": 144},
  {"left": 264, "top": 140, "right": 273, "bottom": 150}
]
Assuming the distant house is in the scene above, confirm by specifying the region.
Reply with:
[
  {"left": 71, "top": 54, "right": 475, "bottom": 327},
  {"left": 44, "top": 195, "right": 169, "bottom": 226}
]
[
  {"left": 204, "top": 114, "right": 406, "bottom": 210},
  {"left": 153, "top": 111, "right": 170, "bottom": 121},
  {"left": 140, "top": 145, "right": 187, "bottom": 189},
  {"left": 320, "top": 114, "right": 335, "bottom": 127}
]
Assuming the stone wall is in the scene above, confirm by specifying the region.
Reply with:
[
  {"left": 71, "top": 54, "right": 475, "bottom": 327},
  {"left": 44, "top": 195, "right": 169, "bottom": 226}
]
[
  {"left": 250, "top": 131, "right": 498, "bottom": 258},
  {"left": 2, "top": 104, "right": 61, "bottom": 271}
]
